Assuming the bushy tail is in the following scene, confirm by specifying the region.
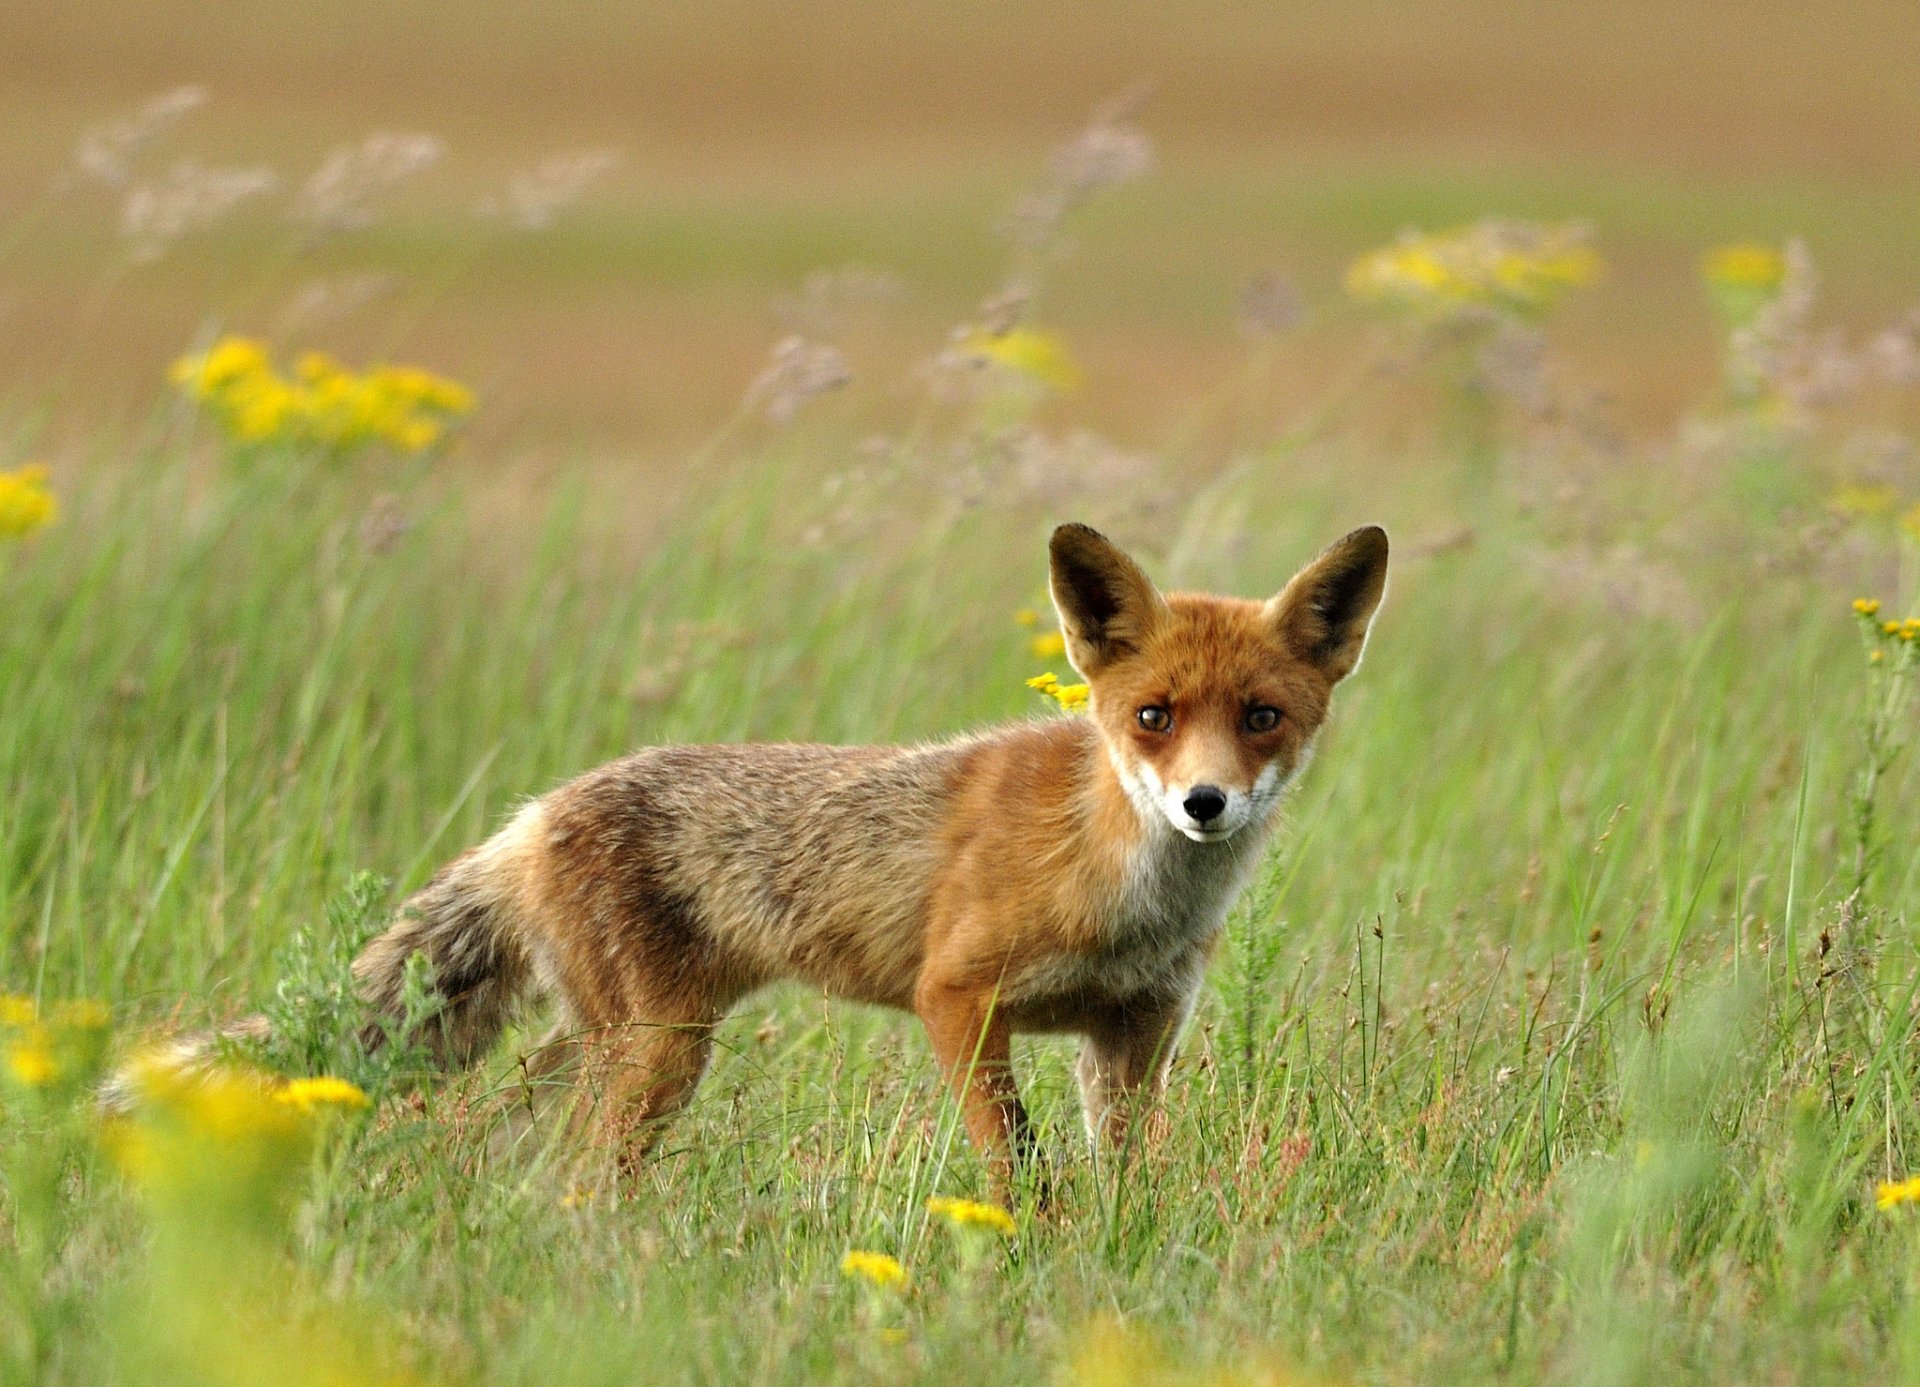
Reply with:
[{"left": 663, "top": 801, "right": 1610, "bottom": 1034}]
[
  {"left": 103, "top": 814, "right": 544, "bottom": 1114},
  {"left": 351, "top": 825, "right": 540, "bottom": 1070}
]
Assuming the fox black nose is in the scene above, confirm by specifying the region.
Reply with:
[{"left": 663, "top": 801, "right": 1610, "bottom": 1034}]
[{"left": 1183, "top": 786, "right": 1227, "bottom": 823}]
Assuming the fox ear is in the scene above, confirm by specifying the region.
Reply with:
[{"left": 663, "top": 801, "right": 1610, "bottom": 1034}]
[
  {"left": 1048, "top": 523, "right": 1167, "bottom": 676},
  {"left": 1265, "top": 525, "right": 1389, "bottom": 681}
]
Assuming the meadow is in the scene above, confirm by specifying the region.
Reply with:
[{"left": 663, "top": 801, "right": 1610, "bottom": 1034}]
[{"left": 6, "top": 60, "right": 1920, "bottom": 1387}]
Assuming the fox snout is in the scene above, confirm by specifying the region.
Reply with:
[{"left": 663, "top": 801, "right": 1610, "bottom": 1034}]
[
  {"left": 1182, "top": 785, "right": 1227, "bottom": 824},
  {"left": 1172, "top": 779, "right": 1245, "bottom": 843},
  {"left": 1160, "top": 772, "right": 1267, "bottom": 842}
]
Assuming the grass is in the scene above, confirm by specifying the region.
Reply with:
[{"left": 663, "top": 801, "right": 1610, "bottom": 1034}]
[
  {"left": 5, "top": 377, "right": 1920, "bottom": 1384},
  {"left": 6, "top": 49, "right": 1920, "bottom": 1380}
]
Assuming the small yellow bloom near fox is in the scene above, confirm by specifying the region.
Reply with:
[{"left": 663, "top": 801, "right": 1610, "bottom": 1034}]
[
  {"left": 1029, "top": 630, "right": 1067, "bottom": 660},
  {"left": 0, "top": 464, "right": 58, "bottom": 538},
  {"left": 105, "top": 1058, "right": 370, "bottom": 1213},
  {"left": 1027, "top": 670, "right": 1090, "bottom": 711},
  {"left": 0, "top": 995, "right": 110, "bottom": 1092},
  {"left": 840, "top": 1249, "right": 909, "bottom": 1289},
  {"left": 170, "top": 336, "right": 474, "bottom": 456},
  {"left": 273, "top": 1074, "right": 373, "bottom": 1114},
  {"left": 926, "top": 1195, "right": 1017, "bottom": 1237},
  {"left": 1877, "top": 1176, "right": 1920, "bottom": 1211}
]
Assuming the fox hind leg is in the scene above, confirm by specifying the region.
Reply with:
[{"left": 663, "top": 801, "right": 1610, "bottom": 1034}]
[{"left": 574, "top": 1006, "right": 722, "bottom": 1177}]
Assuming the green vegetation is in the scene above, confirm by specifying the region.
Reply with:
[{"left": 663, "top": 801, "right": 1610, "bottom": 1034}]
[{"left": 7, "top": 48, "right": 1920, "bottom": 1385}]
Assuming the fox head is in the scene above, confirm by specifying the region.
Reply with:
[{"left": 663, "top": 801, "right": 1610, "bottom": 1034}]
[{"left": 1049, "top": 522, "right": 1388, "bottom": 843}]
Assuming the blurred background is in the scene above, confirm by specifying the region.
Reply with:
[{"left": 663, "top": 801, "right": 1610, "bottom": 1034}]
[{"left": 4, "top": 0, "right": 1918, "bottom": 471}]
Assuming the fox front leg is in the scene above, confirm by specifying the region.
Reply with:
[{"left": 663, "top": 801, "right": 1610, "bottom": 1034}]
[
  {"left": 913, "top": 975, "right": 1049, "bottom": 1201},
  {"left": 1076, "top": 985, "right": 1197, "bottom": 1152}
]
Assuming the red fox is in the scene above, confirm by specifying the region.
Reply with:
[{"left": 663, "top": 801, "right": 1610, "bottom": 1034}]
[{"left": 336, "top": 522, "right": 1387, "bottom": 1178}]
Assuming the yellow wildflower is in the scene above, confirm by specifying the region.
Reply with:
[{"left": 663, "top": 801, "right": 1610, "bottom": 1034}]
[
  {"left": 1871, "top": 648, "right": 1886, "bottom": 664},
  {"left": 1026, "top": 672, "right": 1090, "bottom": 713},
  {"left": 169, "top": 337, "right": 273, "bottom": 397},
  {"left": 106, "top": 1059, "right": 319, "bottom": 1205},
  {"left": 958, "top": 327, "right": 1082, "bottom": 392},
  {"left": 1, "top": 997, "right": 109, "bottom": 1090},
  {"left": 0, "top": 995, "right": 36, "bottom": 1027},
  {"left": 1903, "top": 619, "right": 1920, "bottom": 643},
  {"left": 1014, "top": 608, "right": 1041, "bottom": 628},
  {"left": 168, "top": 336, "right": 474, "bottom": 456},
  {"left": 1878, "top": 1176, "right": 1920, "bottom": 1210},
  {"left": 1828, "top": 481, "right": 1900, "bottom": 519},
  {"left": 1902, "top": 503, "right": 1920, "bottom": 542},
  {"left": 0, "top": 464, "right": 58, "bottom": 538},
  {"left": 1854, "top": 598, "right": 1882, "bottom": 617},
  {"left": 926, "top": 1195, "right": 1017, "bottom": 1237},
  {"left": 1030, "top": 631, "right": 1067, "bottom": 660},
  {"left": 1884, "top": 621, "right": 1902, "bottom": 637},
  {"left": 840, "top": 1249, "right": 909, "bottom": 1289},
  {"left": 1703, "top": 243, "right": 1787, "bottom": 292},
  {"left": 275, "top": 1075, "right": 371, "bottom": 1113},
  {"left": 1345, "top": 220, "right": 1599, "bottom": 317},
  {"left": 7, "top": 1037, "right": 57, "bottom": 1087}
]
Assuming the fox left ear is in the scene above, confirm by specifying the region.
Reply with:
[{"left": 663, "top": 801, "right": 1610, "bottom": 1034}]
[
  {"left": 1265, "top": 526, "right": 1389, "bottom": 681},
  {"left": 1048, "top": 522, "right": 1168, "bottom": 676}
]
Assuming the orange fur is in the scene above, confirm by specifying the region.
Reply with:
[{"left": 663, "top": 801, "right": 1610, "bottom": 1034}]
[{"left": 338, "top": 523, "right": 1390, "bottom": 1186}]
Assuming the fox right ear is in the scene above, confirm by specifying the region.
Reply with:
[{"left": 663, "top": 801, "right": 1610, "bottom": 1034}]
[
  {"left": 1048, "top": 523, "right": 1167, "bottom": 676},
  {"left": 1265, "top": 525, "right": 1390, "bottom": 682}
]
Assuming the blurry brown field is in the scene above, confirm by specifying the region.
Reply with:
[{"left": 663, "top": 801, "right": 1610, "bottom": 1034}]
[{"left": 4, "top": 0, "right": 1919, "bottom": 468}]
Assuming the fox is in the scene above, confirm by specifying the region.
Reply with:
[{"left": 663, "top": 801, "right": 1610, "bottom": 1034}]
[{"left": 263, "top": 522, "right": 1388, "bottom": 1180}]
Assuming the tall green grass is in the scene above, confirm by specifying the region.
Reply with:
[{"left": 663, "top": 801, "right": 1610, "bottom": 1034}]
[{"left": 3, "top": 417, "right": 1919, "bottom": 1384}]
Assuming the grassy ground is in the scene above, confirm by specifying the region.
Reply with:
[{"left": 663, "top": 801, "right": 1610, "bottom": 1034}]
[
  {"left": 6, "top": 14, "right": 1920, "bottom": 1381},
  {"left": 6, "top": 350, "right": 1920, "bottom": 1383}
]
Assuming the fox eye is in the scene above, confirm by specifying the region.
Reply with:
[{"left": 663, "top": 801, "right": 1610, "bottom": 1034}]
[
  {"left": 1244, "top": 705, "right": 1282, "bottom": 734},
  {"left": 1137, "top": 705, "right": 1172, "bottom": 733}
]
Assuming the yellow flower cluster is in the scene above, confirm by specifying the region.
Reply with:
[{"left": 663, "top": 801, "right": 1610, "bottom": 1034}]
[
  {"left": 107, "top": 1057, "right": 370, "bottom": 1206},
  {"left": 1, "top": 995, "right": 110, "bottom": 1092},
  {"left": 1828, "top": 481, "right": 1901, "bottom": 520},
  {"left": 926, "top": 1194, "right": 1018, "bottom": 1236},
  {"left": 1703, "top": 243, "right": 1787, "bottom": 292},
  {"left": 1027, "top": 671, "right": 1090, "bottom": 712},
  {"left": 0, "top": 464, "right": 58, "bottom": 538},
  {"left": 170, "top": 337, "right": 475, "bottom": 455},
  {"left": 1345, "top": 220, "right": 1600, "bottom": 317},
  {"left": 1702, "top": 241, "right": 1791, "bottom": 330},
  {"left": 840, "top": 1249, "right": 909, "bottom": 1289},
  {"left": 1878, "top": 1176, "right": 1920, "bottom": 1210},
  {"left": 1855, "top": 596, "right": 1920, "bottom": 666},
  {"left": 957, "top": 326, "right": 1083, "bottom": 391}
]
